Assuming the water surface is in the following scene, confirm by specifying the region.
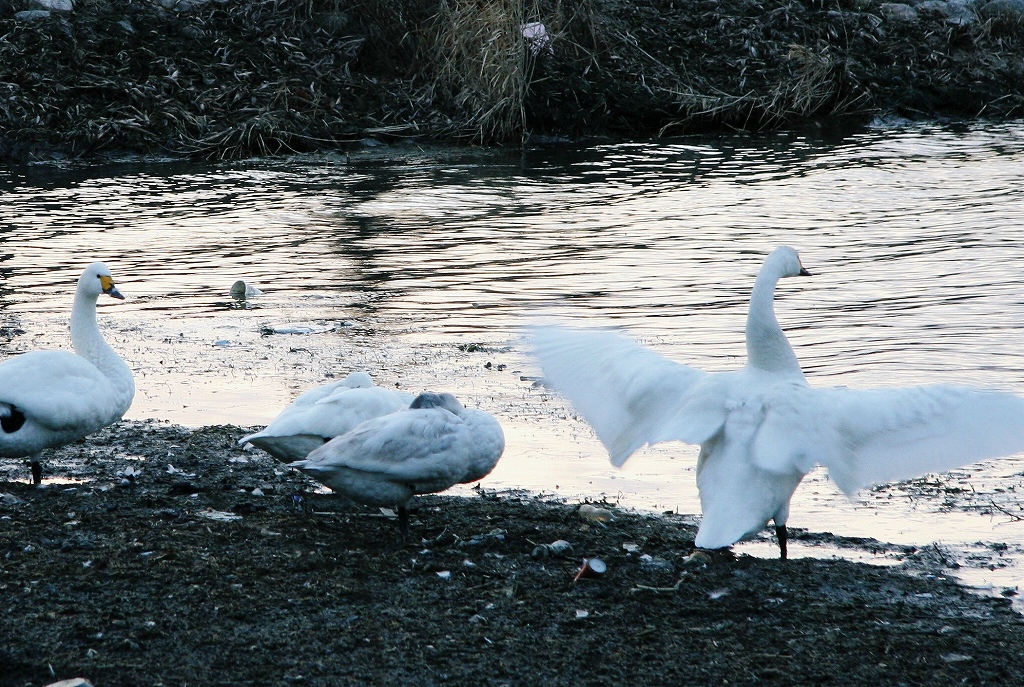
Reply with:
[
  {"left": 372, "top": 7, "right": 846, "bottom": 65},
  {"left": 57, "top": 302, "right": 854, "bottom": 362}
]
[{"left": 2, "top": 120, "right": 1024, "bottom": 596}]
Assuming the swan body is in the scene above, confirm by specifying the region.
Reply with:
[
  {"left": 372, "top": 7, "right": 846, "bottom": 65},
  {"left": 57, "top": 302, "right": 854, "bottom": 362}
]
[
  {"left": 239, "top": 371, "right": 415, "bottom": 463},
  {"left": 0, "top": 262, "right": 135, "bottom": 484},
  {"left": 288, "top": 391, "right": 505, "bottom": 533},
  {"left": 531, "top": 246, "right": 1024, "bottom": 557}
]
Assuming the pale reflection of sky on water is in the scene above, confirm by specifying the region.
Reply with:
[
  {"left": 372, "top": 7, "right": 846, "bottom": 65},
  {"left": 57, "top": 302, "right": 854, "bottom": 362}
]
[{"left": 2, "top": 120, "right": 1024, "bottom": 596}]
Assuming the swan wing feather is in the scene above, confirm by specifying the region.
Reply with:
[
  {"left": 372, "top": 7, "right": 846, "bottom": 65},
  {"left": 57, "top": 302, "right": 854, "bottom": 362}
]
[
  {"left": 750, "top": 384, "right": 1024, "bottom": 494},
  {"left": 297, "top": 409, "right": 466, "bottom": 484},
  {"left": 0, "top": 350, "right": 121, "bottom": 431},
  {"left": 246, "top": 387, "right": 412, "bottom": 442},
  {"left": 530, "top": 325, "right": 717, "bottom": 466}
]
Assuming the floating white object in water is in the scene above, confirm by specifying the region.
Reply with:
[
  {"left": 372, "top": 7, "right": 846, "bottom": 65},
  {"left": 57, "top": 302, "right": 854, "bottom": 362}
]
[
  {"left": 263, "top": 323, "right": 334, "bottom": 335},
  {"left": 532, "top": 245, "right": 1024, "bottom": 559},
  {"left": 230, "top": 280, "right": 263, "bottom": 299}
]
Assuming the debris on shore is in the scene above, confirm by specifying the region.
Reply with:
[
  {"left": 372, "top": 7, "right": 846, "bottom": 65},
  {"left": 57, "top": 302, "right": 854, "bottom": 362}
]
[{"left": 3, "top": 421, "right": 1024, "bottom": 686}]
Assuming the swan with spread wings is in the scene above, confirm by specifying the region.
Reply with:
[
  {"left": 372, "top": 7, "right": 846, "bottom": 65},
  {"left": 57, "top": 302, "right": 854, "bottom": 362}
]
[{"left": 531, "top": 246, "right": 1024, "bottom": 558}]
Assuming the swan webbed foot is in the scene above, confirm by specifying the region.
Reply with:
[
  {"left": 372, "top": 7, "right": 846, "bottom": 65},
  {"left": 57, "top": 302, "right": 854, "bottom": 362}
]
[
  {"left": 775, "top": 524, "right": 788, "bottom": 560},
  {"left": 29, "top": 459, "right": 42, "bottom": 486}
]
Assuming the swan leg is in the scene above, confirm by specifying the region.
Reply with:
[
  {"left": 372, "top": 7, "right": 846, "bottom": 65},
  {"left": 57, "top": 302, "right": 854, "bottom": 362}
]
[
  {"left": 397, "top": 505, "right": 409, "bottom": 538},
  {"left": 29, "top": 457, "right": 42, "bottom": 486},
  {"left": 775, "top": 524, "right": 788, "bottom": 560}
]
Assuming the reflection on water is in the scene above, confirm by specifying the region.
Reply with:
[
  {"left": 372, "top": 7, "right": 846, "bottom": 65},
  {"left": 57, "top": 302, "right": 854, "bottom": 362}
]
[{"left": 2, "top": 120, "right": 1024, "bottom": 584}]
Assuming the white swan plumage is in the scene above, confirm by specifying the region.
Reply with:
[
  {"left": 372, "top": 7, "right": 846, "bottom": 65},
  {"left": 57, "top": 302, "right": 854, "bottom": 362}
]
[
  {"left": 0, "top": 262, "right": 135, "bottom": 485},
  {"left": 239, "top": 371, "right": 415, "bottom": 463},
  {"left": 531, "top": 246, "right": 1024, "bottom": 558},
  {"left": 288, "top": 391, "right": 505, "bottom": 534}
]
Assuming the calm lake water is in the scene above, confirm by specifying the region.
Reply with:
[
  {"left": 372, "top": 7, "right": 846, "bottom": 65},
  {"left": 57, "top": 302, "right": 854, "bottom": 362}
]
[{"left": 2, "top": 120, "right": 1024, "bottom": 595}]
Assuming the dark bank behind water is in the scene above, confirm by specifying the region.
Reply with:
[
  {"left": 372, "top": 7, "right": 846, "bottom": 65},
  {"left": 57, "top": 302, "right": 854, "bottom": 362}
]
[{"left": 1, "top": 0, "right": 1024, "bottom": 161}]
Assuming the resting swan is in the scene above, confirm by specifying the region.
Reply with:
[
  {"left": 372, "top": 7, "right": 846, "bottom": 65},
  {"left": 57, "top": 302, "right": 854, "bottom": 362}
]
[
  {"left": 239, "top": 371, "right": 415, "bottom": 463},
  {"left": 531, "top": 246, "right": 1024, "bottom": 558},
  {"left": 288, "top": 392, "right": 505, "bottom": 534},
  {"left": 0, "top": 262, "right": 135, "bottom": 485}
]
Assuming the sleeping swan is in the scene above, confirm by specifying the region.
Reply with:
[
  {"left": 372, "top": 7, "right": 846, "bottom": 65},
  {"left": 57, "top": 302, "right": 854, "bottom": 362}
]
[
  {"left": 239, "top": 371, "right": 414, "bottom": 463},
  {"left": 0, "top": 262, "right": 135, "bottom": 485},
  {"left": 531, "top": 246, "right": 1024, "bottom": 558},
  {"left": 288, "top": 391, "right": 505, "bottom": 535}
]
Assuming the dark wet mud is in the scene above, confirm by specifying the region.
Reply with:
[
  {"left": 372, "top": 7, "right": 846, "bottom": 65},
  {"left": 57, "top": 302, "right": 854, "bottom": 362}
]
[{"left": 3, "top": 422, "right": 1024, "bottom": 686}]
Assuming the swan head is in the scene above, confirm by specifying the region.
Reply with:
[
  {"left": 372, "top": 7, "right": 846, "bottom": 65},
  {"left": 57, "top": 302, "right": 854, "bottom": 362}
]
[
  {"left": 409, "top": 392, "right": 465, "bottom": 415},
  {"left": 765, "top": 246, "right": 811, "bottom": 279},
  {"left": 79, "top": 262, "right": 125, "bottom": 300}
]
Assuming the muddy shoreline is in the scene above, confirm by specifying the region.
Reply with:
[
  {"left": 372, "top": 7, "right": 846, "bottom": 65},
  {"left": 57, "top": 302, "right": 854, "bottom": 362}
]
[
  {"left": 3, "top": 421, "right": 1024, "bottom": 686},
  {"left": 2, "top": 0, "right": 1024, "bottom": 162}
]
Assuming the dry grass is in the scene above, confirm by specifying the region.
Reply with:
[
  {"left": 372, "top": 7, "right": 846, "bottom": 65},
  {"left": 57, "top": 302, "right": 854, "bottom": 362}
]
[
  {"left": 766, "top": 44, "right": 868, "bottom": 121},
  {"left": 1, "top": 0, "right": 1023, "bottom": 159},
  {"left": 425, "top": 0, "right": 538, "bottom": 143}
]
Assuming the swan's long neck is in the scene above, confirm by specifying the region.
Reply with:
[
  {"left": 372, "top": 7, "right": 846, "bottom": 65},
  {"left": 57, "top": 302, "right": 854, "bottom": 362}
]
[
  {"left": 70, "top": 290, "right": 135, "bottom": 410},
  {"left": 745, "top": 269, "right": 804, "bottom": 378}
]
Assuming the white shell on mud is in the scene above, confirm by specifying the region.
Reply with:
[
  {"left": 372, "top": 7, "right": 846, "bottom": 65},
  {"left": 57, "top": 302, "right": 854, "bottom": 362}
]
[
  {"left": 578, "top": 504, "right": 614, "bottom": 524},
  {"left": 682, "top": 550, "right": 713, "bottom": 568},
  {"left": 198, "top": 509, "right": 242, "bottom": 522}
]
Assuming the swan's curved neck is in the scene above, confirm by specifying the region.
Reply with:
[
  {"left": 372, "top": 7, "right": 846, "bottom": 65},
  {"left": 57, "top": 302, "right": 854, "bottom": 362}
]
[
  {"left": 745, "top": 269, "right": 804, "bottom": 376},
  {"left": 70, "top": 290, "right": 135, "bottom": 404}
]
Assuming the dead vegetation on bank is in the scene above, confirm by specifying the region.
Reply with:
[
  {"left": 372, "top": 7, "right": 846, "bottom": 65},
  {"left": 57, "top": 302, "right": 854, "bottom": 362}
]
[{"left": 0, "top": 0, "right": 1022, "bottom": 160}]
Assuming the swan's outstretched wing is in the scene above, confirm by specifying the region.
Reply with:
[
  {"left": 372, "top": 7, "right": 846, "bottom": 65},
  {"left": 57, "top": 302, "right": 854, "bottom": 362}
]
[
  {"left": 751, "top": 384, "right": 1024, "bottom": 494},
  {"left": 530, "top": 326, "right": 717, "bottom": 466}
]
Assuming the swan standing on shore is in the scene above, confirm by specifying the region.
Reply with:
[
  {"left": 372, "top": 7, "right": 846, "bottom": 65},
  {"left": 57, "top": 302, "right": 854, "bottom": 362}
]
[
  {"left": 288, "top": 391, "right": 505, "bottom": 534},
  {"left": 0, "top": 262, "right": 135, "bottom": 485},
  {"left": 239, "top": 371, "right": 414, "bottom": 463},
  {"left": 531, "top": 246, "right": 1024, "bottom": 558}
]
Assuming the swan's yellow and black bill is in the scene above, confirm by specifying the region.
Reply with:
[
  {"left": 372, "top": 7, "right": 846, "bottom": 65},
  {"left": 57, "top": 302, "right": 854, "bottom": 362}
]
[{"left": 99, "top": 275, "right": 125, "bottom": 300}]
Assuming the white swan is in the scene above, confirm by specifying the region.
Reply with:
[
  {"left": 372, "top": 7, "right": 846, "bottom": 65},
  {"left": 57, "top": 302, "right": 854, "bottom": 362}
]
[
  {"left": 239, "top": 371, "right": 415, "bottom": 463},
  {"left": 288, "top": 391, "right": 505, "bottom": 534},
  {"left": 0, "top": 262, "right": 135, "bottom": 485},
  {"left": 531, "top": 246, "right": 1024, "bottom": 558}
]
